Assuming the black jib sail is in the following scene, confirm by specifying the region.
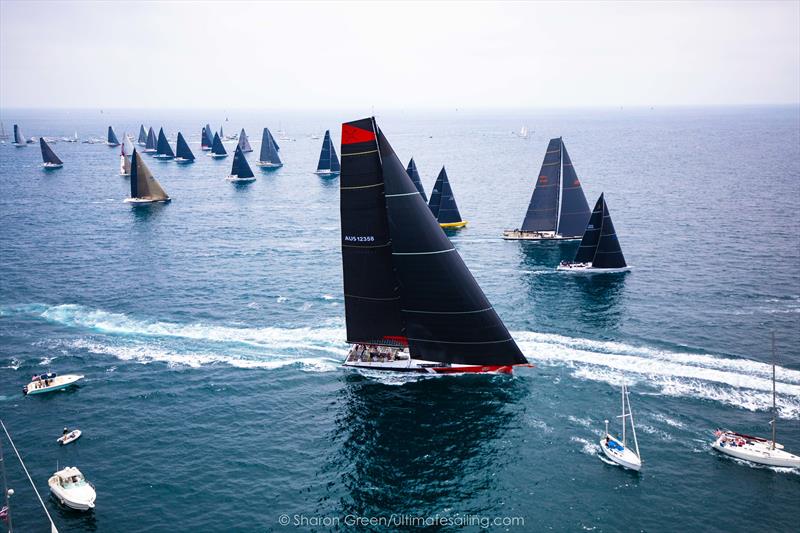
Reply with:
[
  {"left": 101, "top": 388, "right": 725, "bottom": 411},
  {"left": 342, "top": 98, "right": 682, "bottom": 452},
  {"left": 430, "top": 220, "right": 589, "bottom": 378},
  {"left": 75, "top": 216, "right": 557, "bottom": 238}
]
[
  {"left": 145, "top": 127, "right": 157, "bottom": 150},
  {"left": 238, "top": 129, "right": 252, "bottom": 152},
  {"left": 431, "top": 166, "right": 463, "bottom": 225},
  {"left": 340, "top": 117, "right": 528, "bottom": 366},
  {"left": 137, "top": 125, "right": 147, "bottom": 145},
  {"left": 316, "top": 130, "right": 340, "bottom": 173},
  {"left": 156, "top": 128, "right": 175, "bottom": 157},
  {"left": 130, "top": 150, "right": 170, "bottom": 201},
  {"left": 258, "top": 128, "right": 281, "bottom": 166},
  {"left": 107, "top": 126, "right": 120, "bottom": 146},
  {"left": 175, "top": 132, "right": 195, "bottom": 161},
  {"left": 406, "top": 158, "right": 428, "bottom": 202},
  {"left": 556, "top": 143, "right": 591, "bottom": 237},
  {"left": 13, "top": 124, "right": 25, "bottom": 145},
  {"left": 521, "top": 138, "right": 561, "bottom": 232},
  {"left": 230, "top": 145, "right": 254, "bottom": 179},
  {"left": 428, "top": 170, "right": 442, "bottom": 217},
  {"left": 211, "top": 132, "right": 227, "bottom": 156},
  {"left": 201, "top": 126, "right": 213, "bottom": 150},
  {"left": 40, "top": 138, "right": 63, "bottom": 165},
  {"left": 574, "top": 194, "right": 626, "bottom": 268}
]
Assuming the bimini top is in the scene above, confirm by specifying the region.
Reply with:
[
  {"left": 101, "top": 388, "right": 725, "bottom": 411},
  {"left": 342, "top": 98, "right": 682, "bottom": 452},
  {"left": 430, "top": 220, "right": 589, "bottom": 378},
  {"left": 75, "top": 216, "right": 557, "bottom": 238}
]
[
  {"left": 521, "top": 137, "right": 591, "bottom": 237},
  {"left": 339, "top": 117, "right": 527, "bottom": 367}
]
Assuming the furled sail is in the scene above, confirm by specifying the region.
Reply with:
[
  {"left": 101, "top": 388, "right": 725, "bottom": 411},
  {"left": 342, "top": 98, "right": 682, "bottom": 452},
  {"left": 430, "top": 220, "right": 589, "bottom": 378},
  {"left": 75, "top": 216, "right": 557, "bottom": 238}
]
[
  {"left": 230, "top": 145, "right": 254, "bottom": 179},
  {"left": 430, "top": 167, "right": 462, "bottom": 224},
  {"left": 39, "top": 138, "right": 63, "bottom": 165},
  {"left": 340, "top": 117, "right": 528, "bottom": 366},
  {"left": 175, "top": 132, "right": 195, "bottom": 161},
  {"left": 13, "top": 124, "right": 26, "bottom": 145},
  {"left": 201, "top": 126, "right": 213, "bottom": 150},
  {"left": 130, "top": 150, "right": 170, "bottom": 201},
  {"left": 521, "top": 137, "right": 561, "bottom": 232},
  {"left": 145, "top": 127, "right": 157, "bottom": 150},
  {"left": 211, "top": 132, "right": 227, "bottom": 155},
  {"left": 156, "top": 128, "right": 175, "bottom": 157},
  {"left": 238, "top": 128, "right": 252, "bottom": 152},
  {"left": 405, "top": 158, "right": 428, "bottom": 202},
  {"left": 316, "top": 130, "right": 340, "bottom": 172},
  {"left": 556, "top": 143, "right": 591, "bottom": 237},
  {"left": 107, "top": 126, "right": 120, "bottom": 146},
  {"left": 258, "top": 127, "right": 281, "bottom": 165},
  {"left": 137, "top": 125, "right": 147, "bottom": 145}
]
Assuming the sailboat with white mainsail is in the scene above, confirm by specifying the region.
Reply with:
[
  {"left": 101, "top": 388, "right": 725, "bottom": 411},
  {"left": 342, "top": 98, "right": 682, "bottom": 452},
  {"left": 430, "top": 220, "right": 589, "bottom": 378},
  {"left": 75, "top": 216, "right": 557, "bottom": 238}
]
[
  {"left": 339, "top": 117, "right": 531, "bottom": 375},
  {"left": 518, "top": 126, "right": 529, "bottom": 139},
  {"left": 600, "top": 383, "right": 642, "bottom": 471},
  {"left": 256, "top": 127, "right": 282, "bottom": 168},
  {"left": 124, "top": 150, "right": 171, "bottom": 204},
  {"left": 557, "top": 193, "right": 630, "bottom": 273},
  {"left": 174, "top": 132, "right": 195, "bottom": 163},
  {"left": 314, "top": 130, "right": 340, "bottom": 176},
  {"left": 711, "top": 334, "right": 800, "bottom": 468},
  {"left": 40, "top": 138, "right": 64, "bottom": 169},
  {"left": 120, "top": 134, "right": 133, "bottom": 176},
  {"left": 238, "top": 128, "right": 252, "bottom": 152},
  {"left": 226, "top": 145, "right": 256, "bottom": 182},
  {"left": 428, "top": 166, "right": 467, "bottom": 228},
  {"left": 503, "top": 137, "right": 591, "bottom": 240},
  {"left": 106, "top": 126, "right": 120, "bottom": 147}
]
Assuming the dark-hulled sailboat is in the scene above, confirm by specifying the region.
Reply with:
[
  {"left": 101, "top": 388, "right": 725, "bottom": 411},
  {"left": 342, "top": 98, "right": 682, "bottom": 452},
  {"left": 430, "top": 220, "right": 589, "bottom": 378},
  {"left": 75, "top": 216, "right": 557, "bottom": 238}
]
[
  {"left": 12, "top": 124, "right": 27, "bottom": 147},
  {"left": 226, "top": 145, "right": 256, "bottom": 182},
  {"left": 201, "top": 124, "right": 213, "bottom": 151},
  {"left": 209, "top": 132, "right": 228, "bottom": 159},
  {"left": 40, "top": 138, "right": 63, "bottom": 169},
  {"left": 406, "top": 158, "right": 428, "bottom": 202},
  {"left": 154, "top": 128, "right": 175, "bottom": 160},
  {"left": 137, "top": 125, "right": 147, "bottom": 146},
  {"left": 124, "top": 150, "right": 171, "bottom": 204},
  {"left": 175, "top": 132, "right": 195, "bottom": 163},
  {"left": 340, "top": 117, "right": 530, "bottom": 374},
  {"left": 256, "top": 127, "right": 282, "bottom": 168},
  {"left": 120, "top": 134, "right": 134, "bottom": 176},
  {"left": 314, "top": 130, "right": 340, "bottom": 176},
  {"left": 503, "top": 137, "right": 591, "bottom": 240},
  {"left": 427, "top": 166, "right": 467, "bottom": 228},
  {"left": 238, "top": 128, "right": 252, "bottom": 152},
  {"left": 106, "top": 126, "right": 120, "bottom": 147},
  {"left": 557, "top": 193, "right": 629, "bottom": 272},
  {"left": 144, "top": 127, "right": 157, "bottom": 153}
]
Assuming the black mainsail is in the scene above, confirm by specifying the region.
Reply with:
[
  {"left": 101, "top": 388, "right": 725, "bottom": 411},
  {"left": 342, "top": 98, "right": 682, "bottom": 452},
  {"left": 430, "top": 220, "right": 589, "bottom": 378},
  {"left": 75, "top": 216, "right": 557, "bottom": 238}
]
[
  {"left": 316, "top": 130, "right": 340, "bottom": 174},
  {"left": 13, "top": 124, "right": 26, "bottom": 145},
  {"left": 519, "top": 137, "right": 590, "bottom": 237},
  {"left": 107, "top": 126, "right": 120, "bottom": 146},
  {"left": 230, "top": 145, "right": 255, "bottom": 179},
  {"left": 156, "top": 128, "right": 175, "bottom": 158},
  {"left": 211, "top": 132, "right": 227, "bottom": 156},
  {"left": 238, "top": 128, "right": 252, "bottom": 152},
  {"left": 573, "top": 194, "right": 626, "bottom": 268},
  {"left": 145, "top": 127, "right": 157, "bottom": 151},
  {"left": 137, "top": 125, "right": 147, "bottom": 146},
  {"left": 129, "top": 150, "right": 170, "bottom": 201},
  {"left": 340, "top": 117, "right": 527, "bottom": 366},
  {"left": 175, "top": 132, "right": 195, "bottom": 161},
  {"left": 258, "top": 127, "right": 282, "bottom": 166},
  {"left": 406, "top": 158, "right": 428, "bottom": 202},
  {"left": 39, "top": 138, "right": 63, "bottom": 166},
  {"left": 201, "top": 126, "right": 213, "bottom": 150}
]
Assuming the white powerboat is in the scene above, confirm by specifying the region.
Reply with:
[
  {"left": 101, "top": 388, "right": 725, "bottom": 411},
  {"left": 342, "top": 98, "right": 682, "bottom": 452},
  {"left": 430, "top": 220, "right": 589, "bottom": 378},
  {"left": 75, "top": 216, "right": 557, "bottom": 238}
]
[
  {"left": 57, "top": 428, "right": 82, "bottom": 445},
  {"left": 23, "top": 373, "right": 84, "bottom": 395},
  {"left": 49, "top": 467, "right": 96, "bottom": 511},
  {"left": 600, "top": 383, "right": 642, "bottom": 471}
]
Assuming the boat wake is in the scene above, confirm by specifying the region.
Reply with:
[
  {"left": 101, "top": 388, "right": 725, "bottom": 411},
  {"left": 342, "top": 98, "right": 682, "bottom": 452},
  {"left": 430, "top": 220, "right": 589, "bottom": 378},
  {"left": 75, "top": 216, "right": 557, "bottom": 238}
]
[{"left": 3, "top": 303, "right": 800, "bottom": 415}]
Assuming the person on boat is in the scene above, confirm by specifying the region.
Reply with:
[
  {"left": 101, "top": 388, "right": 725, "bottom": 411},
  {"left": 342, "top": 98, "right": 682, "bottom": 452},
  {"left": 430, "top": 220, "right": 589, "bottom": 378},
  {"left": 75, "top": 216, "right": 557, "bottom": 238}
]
[{"left": 63, "top": 427, "right": 69, "bottom": 437}]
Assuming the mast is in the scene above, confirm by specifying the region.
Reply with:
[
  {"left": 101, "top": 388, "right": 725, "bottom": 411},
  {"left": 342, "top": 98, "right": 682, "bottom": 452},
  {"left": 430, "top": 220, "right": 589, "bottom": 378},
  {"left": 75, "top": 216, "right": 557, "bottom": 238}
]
[
  {"left": 627, "top": 384, "right": 640, "bottom": 458},
  {"left": 556, "top": 138, "right": 564, "bottom": 235},
  {"left": 621, "top": 383, "right": 626, "bottom": 446},
  {"left": 772, "top": 331, "right": 777, "bottom": 449}
]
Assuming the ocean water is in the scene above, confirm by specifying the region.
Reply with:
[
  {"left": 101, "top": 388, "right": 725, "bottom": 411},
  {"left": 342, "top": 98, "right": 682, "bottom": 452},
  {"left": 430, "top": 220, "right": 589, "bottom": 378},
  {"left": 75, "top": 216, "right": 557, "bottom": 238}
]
[{"left": 0, "top": 107, "right": 798, "bottom": 532}]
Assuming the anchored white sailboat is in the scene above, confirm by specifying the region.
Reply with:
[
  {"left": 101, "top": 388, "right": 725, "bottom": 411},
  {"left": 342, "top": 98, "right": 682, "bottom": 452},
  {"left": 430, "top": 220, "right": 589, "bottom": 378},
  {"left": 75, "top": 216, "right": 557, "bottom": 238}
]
[
  {"left": 711, "top": 334, "right": 800, "bottom": 468},
  {"left": 600, "top": 383, "right": 642, "bottom": 471}
]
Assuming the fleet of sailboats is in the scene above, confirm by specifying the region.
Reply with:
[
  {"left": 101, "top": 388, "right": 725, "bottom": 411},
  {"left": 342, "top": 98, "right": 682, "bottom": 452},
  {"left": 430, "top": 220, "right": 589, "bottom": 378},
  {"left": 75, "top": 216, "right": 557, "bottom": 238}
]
[
  {"left": 503, "top": 137, "right": 591, "bottom": 240},
  {"left": 428, "top": 166, "right": 467, "bottom": 228},
  {"left": 256, "top": 127, "right": 282, "bottom": 168},
  {"left": 314, "top": 130, "right": 340, "bottom": 176}
]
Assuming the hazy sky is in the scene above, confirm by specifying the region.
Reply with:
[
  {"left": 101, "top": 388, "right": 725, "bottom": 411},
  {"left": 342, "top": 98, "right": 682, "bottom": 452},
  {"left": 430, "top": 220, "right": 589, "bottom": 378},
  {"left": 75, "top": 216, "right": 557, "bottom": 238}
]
[{"left": 1, "top": 1, "right": 798, "bottom": 109}]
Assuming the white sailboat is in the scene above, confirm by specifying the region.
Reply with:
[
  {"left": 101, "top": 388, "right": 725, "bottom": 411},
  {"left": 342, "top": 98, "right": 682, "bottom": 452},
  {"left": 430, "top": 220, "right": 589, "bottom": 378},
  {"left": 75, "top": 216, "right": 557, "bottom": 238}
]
[
  {"left": 711, "top": 334, "right": 800, "bottom": 468},
  {"left": 518, "top": 125, "right": 529, "bottom": 139},
  {"left": 600, "top": 383, "right": 642, "bottom": 471}
]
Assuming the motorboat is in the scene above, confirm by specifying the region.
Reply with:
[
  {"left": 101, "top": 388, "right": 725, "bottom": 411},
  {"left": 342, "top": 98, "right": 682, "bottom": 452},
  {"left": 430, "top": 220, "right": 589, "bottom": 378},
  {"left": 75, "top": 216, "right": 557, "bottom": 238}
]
[
  {"left": 23, "top": 373, "right": 84, "bottom": 395},
  {"left": 48, "top": 467, "right": 96, "bottom": 511},
  {"left": 57, "top": 429, "right": 82, "bottom": 445}
]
